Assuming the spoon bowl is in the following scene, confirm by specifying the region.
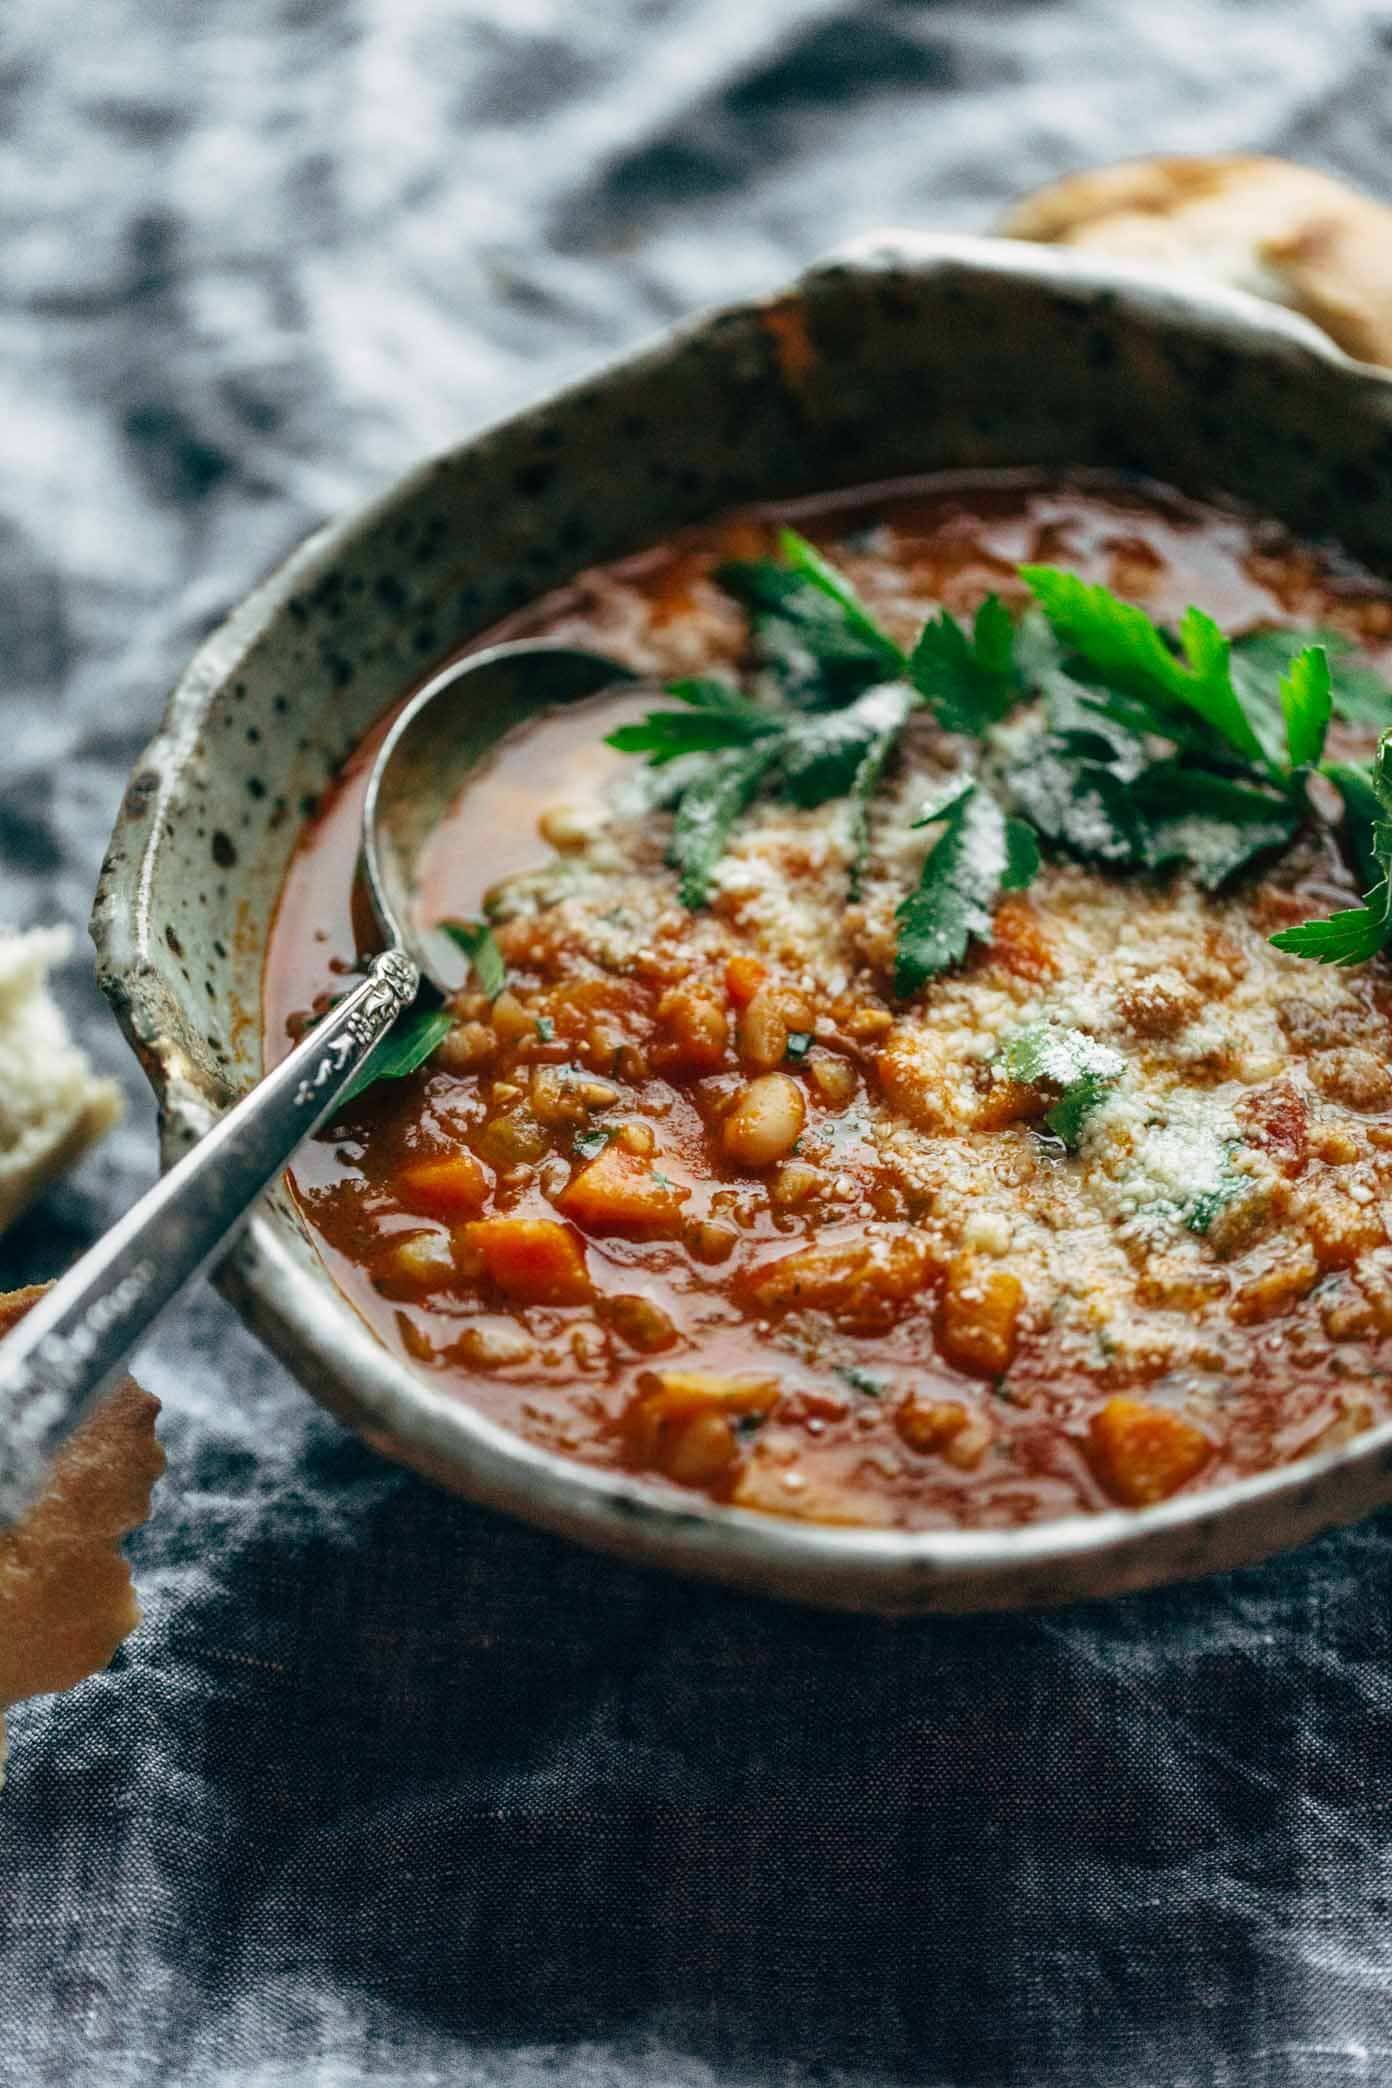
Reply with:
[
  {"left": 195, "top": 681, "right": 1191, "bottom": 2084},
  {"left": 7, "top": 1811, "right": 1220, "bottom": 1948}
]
[{"left": 363, "top": 641, "right": 636, "bottom": 995}]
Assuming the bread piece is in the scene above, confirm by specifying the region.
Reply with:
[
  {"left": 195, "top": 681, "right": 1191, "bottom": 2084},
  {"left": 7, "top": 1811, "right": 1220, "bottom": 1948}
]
[
  {"left": 997, "top": 155, "right": 1392, "bottom": 369},
  {"left": 0, "top": 925, "right": 123, "bottom": 1235},
  {"left": 0, "top": 1284, "right": 163, "bottom": 1784}
]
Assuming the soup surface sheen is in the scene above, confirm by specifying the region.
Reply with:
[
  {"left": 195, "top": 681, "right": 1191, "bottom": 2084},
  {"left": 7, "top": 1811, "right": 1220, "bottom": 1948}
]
[{"left": 265, "top": 473, "right": 1392, "bottom": 1530}]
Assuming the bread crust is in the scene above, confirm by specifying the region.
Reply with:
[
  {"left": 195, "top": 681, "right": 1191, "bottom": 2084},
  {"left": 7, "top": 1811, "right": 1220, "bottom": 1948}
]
[
  {"left": 0, "top": 1284, "right": 163, "bottom": 1779},
  {"left": 997, "top": 154, "right": 1392, "bottom": 368}
]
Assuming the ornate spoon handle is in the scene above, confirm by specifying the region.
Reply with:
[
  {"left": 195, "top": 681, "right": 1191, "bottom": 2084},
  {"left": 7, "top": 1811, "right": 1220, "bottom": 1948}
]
[{"left": 0, "top": 947, "right": 421, "bottom": 1527}]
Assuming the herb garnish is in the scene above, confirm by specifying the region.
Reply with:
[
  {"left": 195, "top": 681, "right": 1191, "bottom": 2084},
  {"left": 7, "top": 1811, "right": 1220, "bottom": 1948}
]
[
  {"left": 894, "top": 781, "right": 1039, "bottom": 997},
  {"left": 603, "top": 528, "right": 1392, "bottom": 986},
  {"left": 837, "top": 1364, "right": 887, "bottom": 1398},
  {"left": 998, "top": 1023, "right": 1126, "bottom": 1151},
  {"left": 1019, "top": 566, "right": 1271, "bottom": 768},
  {"left": 335, "top": 911, "right": 505, "bottom": 1107},
  {"left": 338, "top": 1007, "right": 454, "bottom": 1108},
  {"left": 909, "top": 596, "right": 1020, "bottom": 733},
  {"left": 715, "top": 527, "right": 905, "bottom": 708},
  {"left": 1186, "top": 1143, "right": 1252, "bottom": 1236},
  {"left": 611, "top": 670, "right": 914, "bottom": 906},
  {"left": 440, "top": 918, "right": 507, "bottom": 999},
  {"left": 574, "top": 1126, "right": 616, "bottom": 1160},
  {"left": 1271, "top": 735, "right": 1392, "bottom": 964}
]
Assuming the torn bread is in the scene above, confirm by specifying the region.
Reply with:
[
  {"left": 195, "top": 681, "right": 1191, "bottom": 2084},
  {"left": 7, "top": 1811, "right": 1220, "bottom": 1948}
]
[
  {"left": 0, "top": 1284, "right": 163, "bottom": 1783},
  {"left": 0, "top": 925, "right": 123, "bottom": 1235},
  {"left": 997, "top": 154, "right": 1392, "bottom": 369}
]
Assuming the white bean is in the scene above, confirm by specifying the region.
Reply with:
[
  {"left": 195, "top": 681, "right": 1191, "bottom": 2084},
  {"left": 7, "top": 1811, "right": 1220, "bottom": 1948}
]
[
  {"left": 721, "top": 1072, "right": 806, "bottom": 1169},
  {"left": 738, "top": 985, "right": 788, "bottom": 1072}
]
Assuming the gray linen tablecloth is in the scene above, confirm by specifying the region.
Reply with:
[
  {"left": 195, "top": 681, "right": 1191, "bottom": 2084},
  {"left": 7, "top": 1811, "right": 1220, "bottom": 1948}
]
[{"left": 5, "top": 4, "right": 1392, "bottom": 2082}]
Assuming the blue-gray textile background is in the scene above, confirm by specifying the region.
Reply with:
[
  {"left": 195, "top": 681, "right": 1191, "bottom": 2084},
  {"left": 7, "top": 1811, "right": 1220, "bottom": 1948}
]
[{"left": 5, "top": 4, "right": 1392, "bottom": 2082}]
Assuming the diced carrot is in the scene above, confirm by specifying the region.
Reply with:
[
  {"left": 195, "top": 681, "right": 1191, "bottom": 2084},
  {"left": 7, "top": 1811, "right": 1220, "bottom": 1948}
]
[
  {"left": 556, "top": 1144, "right": 690, "bottom": 1236},
  {"left": 895, "top": 1399, "right": 970, "bottom": 1455},
  {"left": 875, "top": 1034, "right": 957, "bottom": 1133},
  {"left": 744, "top": 1233, "right": 938, "bottom": 1334},
  {"left": 972, "top": 1078, "right": 1046, "bottom": 1132},
  {"left": 1302, "top": 1185, "right": 1383, "bottom": 1271},
  {"left": 398, "top": 1152, "right": 490, "bottom": 1220},
  {"left": 988, "top": 893, "right": 1058, "bottom": 983},
  {"left": 1086, "top": 1396, "right": 1212, "bottom": 1508},
  {"left": 652, "top": 986, "right": 728, "bottom": 1073},
  {"left": 637, "top": 1369, "right": 777, "bottom": 1415},
  {"left": 724, "top": 954, "right": 768, "bottom": 1007},
  {"left": 1228, "top": 1249, "right": 1320, "bottom": 1325},
  {"left": 936, "top": 1257, "right": 1024, "bottom": 1378},
  {"left": 894, "top": 1398, "right": 992, "bottom": 1470},
  {"left": 457, "top": 1218, "right": 592, "bottom": 1305}
]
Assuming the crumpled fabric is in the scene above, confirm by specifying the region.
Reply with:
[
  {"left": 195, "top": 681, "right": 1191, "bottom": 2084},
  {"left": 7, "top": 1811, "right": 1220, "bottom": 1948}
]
[{"left": 4, "top": 3, "right": 1392, "bottom": 2082}]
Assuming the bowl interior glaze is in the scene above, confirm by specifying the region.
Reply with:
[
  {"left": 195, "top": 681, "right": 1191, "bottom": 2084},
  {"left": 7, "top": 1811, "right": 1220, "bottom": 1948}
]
[{"left": 93, "top": 233, "right": 1392, "bottom": 1611}]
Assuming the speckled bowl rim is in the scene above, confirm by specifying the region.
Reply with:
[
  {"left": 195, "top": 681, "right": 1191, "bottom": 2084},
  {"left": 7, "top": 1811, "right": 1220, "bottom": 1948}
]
[{"left": 94, "top": 232, "right": 1392, "bottom": 1611}]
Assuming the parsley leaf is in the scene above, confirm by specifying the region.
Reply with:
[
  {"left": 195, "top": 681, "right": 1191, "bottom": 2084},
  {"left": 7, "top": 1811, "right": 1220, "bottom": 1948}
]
[
  {"left": 1003, "top": 815, "right": 1042, "bottom": 889},
  {"left": 1279, "top": 646, "right": 1333, "bottom": 769},
  {"left": 715, "top": 546, "right": 901, "bottom": 709},
  {"left": 671, "top": 740, "right": 782, "bottom": 907},
  {"left": 776, "top": 528, "right": 906, "bottom": 675},
  {"left": 1232, "top": 626, "right": 1392, "bottom": 728},
  {"left": 999, "top": 1021, "right": 1126, "bottom": 1088},
  {"left": 894, "top": 780, "right": 1036, "bottom": 995},
  {"left": 1270, "top": 907, "right": 1390, "bottom": 965},
  {"left": 440, "top": 919, "right": 507, "bottom": 999},
  {"left": 1325, "top": 761, "right": 1386, "bottom": 890},
  {"left": 574, "top": 1125, "right": 616, "bottom": 1160},
  {"left": 338, "top": 1007, "right": 454, "bottom": 1108},
  {"left": 1272, "top": 729, "right": 1392, "bottom": 963},
  {"left": 1131, "top": 764, "right": 1304, "bottom": 889},
  {"left": 1186, "top": 1144, "right": 1254, "bottom": 1236},
  {"left": 1370, "top": 733, "right": 1392, "bottom": 913},
  {"left": 778, "top": 682, "right": 915, "bottom": 806},
  {"left": 1001, "top": 655, "right": 1304, "bottom": 890},
  {"left": 605, "top": 678, "right": 779, "bottom": 764},
  {"left": 1021, "top": 566, "right": 1268, "bottom": 768},
  {"left": 1000, "top": 675, "right": 1148, "bottom": 865},
  {"left": 909, "top": 596, "right": 1019, "bottom": 734},
  {"left": 1044, "top": 1077, "right": 1114, "bottom": 1150},
  {"left": 847, "top": 690, "right": 913, "bottom": 894},
  {"left": 602, "top": 541, "right": 1392, "bottom": 982},
  {"left": 997, "top": 1021, "right": 1126, "bottom": 1152},
  {"left": 836, "top": 1365, "right": 887, "bottom": 1398},
  {"left": 615, "top": 673, "right": 916, "bottom": 907}
]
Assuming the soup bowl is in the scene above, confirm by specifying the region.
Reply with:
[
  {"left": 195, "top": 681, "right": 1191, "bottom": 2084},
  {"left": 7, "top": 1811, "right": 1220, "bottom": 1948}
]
[{"left": 92, "top": 232, "right": 1392, "bottom": 1612}]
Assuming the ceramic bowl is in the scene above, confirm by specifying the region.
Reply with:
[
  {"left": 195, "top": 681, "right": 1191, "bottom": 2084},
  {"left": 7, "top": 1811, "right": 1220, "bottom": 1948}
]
[{"left": 93, "top": 233, "right": 1392, "bottom": 1612}]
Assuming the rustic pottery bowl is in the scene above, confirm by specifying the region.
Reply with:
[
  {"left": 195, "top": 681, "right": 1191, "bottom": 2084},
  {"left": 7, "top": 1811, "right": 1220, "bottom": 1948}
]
[{"left": 93, "top": 233, "right": 1392, "bottom": 1612}]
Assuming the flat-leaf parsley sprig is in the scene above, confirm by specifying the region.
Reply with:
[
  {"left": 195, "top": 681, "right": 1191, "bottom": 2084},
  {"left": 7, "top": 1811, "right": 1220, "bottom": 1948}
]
[
  {"left": 893, "top": 781, "right": 1039, "bottom": 997},
  {"left": 1270, "top": 730, "right": 1392, "bottom": 965},
  {"left": 603, "top": 527, "right": 1392, "bottom": 990}
]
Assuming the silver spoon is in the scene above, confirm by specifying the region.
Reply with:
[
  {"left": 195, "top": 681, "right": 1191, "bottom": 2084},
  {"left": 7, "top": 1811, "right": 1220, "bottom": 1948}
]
[{"left": 0, "top": 640, "right": 635, "bottom": 1526}]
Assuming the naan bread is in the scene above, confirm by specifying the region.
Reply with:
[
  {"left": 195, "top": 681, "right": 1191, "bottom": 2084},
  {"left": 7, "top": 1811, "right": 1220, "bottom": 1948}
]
[
  {"left": 0, "top": 1284, "right": 163, "bottom": 1783},
  {"left": 998, "top": 154, "right": 1392, "bottom": 369}
]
